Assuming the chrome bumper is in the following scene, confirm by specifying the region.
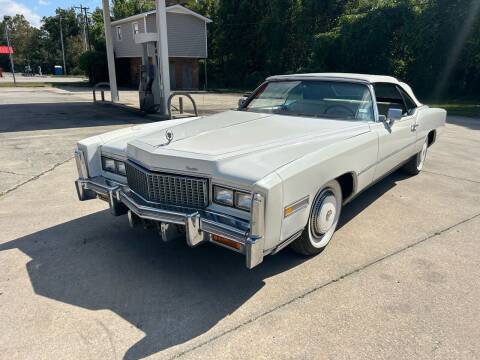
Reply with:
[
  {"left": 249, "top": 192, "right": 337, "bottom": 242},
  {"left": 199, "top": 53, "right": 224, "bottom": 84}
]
[{"left": 75, "top": 177, "right": 265, "bottom": 268}]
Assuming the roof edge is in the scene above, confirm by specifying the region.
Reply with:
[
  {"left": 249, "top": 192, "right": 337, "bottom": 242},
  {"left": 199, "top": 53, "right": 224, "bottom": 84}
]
[{"left": 111, "top": 5, "right": 212, "bottom": 26}]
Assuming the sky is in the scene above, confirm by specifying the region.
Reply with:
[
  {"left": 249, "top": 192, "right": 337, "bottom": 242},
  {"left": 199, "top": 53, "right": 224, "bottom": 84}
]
[{"left": 0, "top": 0, "right": 102, "bottom": 27}]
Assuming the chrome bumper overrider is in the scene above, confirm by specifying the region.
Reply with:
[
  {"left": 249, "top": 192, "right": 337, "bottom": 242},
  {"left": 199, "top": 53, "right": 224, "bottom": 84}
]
[{"left": 75, "top": 176, "right": 265, "bottom": 268}]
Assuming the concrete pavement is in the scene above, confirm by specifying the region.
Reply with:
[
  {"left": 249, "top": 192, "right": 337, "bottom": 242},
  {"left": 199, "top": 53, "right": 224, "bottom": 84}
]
[{"left": 0, "top": 87, "right": 479, "bottom": 359}]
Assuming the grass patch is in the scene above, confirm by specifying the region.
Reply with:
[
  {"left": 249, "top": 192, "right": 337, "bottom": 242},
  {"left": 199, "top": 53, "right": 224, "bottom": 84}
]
[
  {"left": 0, "top": 81, "right": 90, "bottom": 88},
  {"left": 426, "top": 100, "right": 480, "bottom": 118},
  {"left": 0, "top": 82, "right": 51, "bottom": 88}
]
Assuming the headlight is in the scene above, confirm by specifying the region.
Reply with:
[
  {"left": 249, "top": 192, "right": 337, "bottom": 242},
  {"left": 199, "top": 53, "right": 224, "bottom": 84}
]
[
  {"left": 101, "top": 156, "right": 126, "bottom": 176},
  {"left": 235, "top": 191, "right": 252, "bottom": 211},
  {"left": 213, "top": 185, "right": 252, "bottom": 211},
  {"left": 213, "top": 186, "right": 233, "bottom": 206},
  {"left": 117, "top": 162, "right": 126, "bottom": 176}
]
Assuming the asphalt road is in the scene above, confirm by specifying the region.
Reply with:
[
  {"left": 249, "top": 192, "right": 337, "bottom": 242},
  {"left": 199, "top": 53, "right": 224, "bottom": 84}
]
[{"left": 0, "top": 87, "right": 479, "bottom": 359}]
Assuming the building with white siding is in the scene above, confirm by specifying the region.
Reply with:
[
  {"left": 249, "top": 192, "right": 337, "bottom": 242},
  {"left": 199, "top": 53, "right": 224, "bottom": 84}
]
[{"left": 111, "top": 5, "right": 211, "bottom": 89}]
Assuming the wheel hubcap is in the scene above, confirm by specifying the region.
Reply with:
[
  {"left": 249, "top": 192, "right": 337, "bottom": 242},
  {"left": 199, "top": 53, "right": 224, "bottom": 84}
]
[{"left": 312, "top": 192, "right": 337, "bottom": 237}]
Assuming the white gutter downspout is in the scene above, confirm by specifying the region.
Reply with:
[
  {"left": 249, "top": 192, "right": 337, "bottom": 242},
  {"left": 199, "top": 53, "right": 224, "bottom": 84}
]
[
  {"left": 102, "top": 0, "right": 119, "bottom": 102},
  {"left": 155, "top": 0, "right": 171, "bottom": 115}
]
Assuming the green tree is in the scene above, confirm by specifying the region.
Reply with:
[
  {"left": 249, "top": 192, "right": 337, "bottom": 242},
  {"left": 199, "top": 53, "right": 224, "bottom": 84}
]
[
  {"left": 0, "top": 15, "right": 47, "bottom": 71},
  {"left": 111, "top": 0, "right": 156, "bottom": 19},
  {"left": 41, "top": 8, "right": 84, "bottom": 73}
]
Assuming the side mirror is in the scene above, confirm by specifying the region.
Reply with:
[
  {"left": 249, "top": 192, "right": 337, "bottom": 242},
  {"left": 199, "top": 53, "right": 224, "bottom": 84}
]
[
  {"left": 238, "top": 96, "right": 248, "bottom": 108},
  {"left": 238, "top": 93, "right": 251, "bottom": 108},
  {"left": 386, "top": 108, "right": 402, "bottom": 126}
]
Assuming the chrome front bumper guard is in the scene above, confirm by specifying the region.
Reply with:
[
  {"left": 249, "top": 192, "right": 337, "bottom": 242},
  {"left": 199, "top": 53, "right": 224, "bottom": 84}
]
[{"left": 75, "top": 177, "right": 265, "bottom": 268}]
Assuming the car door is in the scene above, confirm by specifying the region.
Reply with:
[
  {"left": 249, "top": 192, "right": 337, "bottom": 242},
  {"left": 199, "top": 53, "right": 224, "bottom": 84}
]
[{"left": 371, "top": 83, "right": 418, "bottom": 181}]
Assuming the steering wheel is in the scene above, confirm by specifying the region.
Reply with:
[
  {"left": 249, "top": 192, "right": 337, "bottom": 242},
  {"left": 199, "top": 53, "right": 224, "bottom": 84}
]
[
  {"left": 277, "top": 99, "right": 298, "bottom": 111},
  {"left": 324, "top": 105, "right": 355, "bottom": 117}
]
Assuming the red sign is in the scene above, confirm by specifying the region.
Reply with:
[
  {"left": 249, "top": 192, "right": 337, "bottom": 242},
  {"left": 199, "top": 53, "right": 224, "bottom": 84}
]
[{"left": 0, "top": 46, "right": 14, "bottom": 54}]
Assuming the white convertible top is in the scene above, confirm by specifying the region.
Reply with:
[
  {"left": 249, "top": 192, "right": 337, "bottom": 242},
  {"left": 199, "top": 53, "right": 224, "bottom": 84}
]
[{"left": 266, "top": 73, "right": 422, "bottom": 106}]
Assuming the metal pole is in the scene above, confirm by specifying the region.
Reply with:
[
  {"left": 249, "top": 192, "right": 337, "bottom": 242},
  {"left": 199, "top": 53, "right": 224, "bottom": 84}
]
[
  {"left": 3, "top": 17, "right": 16, "bottom": 85},
  {"left": 59, "top": 15, "right": 67, "bottom": 75},
  {"left": 155, "top": 0, "right": 171, "bottom": 115},
  {"left": 204, "top": 59, "right": 207, "bottom": 90},
  {"left": 102, "top": 0, "right": 119, "bottom": 102}
]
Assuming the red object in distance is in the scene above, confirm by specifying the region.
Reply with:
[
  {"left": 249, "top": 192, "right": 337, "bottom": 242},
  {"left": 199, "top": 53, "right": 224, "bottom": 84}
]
[{"left": 0, "top": 46, "right": 14, "bottom": 54}]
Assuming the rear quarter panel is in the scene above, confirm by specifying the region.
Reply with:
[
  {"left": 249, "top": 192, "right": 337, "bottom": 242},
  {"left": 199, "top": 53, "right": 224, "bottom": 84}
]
[{"left": 415, "top": 106, "right": 447, "bottom": 151}]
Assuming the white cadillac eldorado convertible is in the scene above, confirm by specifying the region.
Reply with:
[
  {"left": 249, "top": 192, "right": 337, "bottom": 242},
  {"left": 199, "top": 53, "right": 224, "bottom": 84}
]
[{"left": 75, "top": 73, "right": 446, "bottom": 268}]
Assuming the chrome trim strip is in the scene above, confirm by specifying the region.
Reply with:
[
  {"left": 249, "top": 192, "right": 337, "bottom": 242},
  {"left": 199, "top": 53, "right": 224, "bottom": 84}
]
[
  {"left": 119, "top": 190, "right": 187, "bottom": 225},
  {"left": 250, "top": 193, "right": 265, "bottom": 238},
  {"left": 247, "top": 193, "right": 266, "bottom": 269},
  {"left": 74, "top": 149, "right": 89, "bottom": 179},
  {"left": 269, "top": 229, "right": 303, "bottom": 255},
  {"left": 201, "top": 218, "right": 248, "bottom": 243},
  {"left": 284, "top": 195, "right": 310, "bottom": 218}
]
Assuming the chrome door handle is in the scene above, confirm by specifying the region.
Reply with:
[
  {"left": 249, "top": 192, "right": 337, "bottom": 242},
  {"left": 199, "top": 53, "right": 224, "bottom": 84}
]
[{"left": 411, "top": 124, "right": 419, "bottom": 131}]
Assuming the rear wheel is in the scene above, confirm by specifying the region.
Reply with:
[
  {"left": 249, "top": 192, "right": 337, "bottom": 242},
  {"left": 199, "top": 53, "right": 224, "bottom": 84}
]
[
  {"left": 403, "top": 137, "right": 428, "bottom": 175},
  {"left": 290, "top": 180, "right": 342, "bottom": 256}
]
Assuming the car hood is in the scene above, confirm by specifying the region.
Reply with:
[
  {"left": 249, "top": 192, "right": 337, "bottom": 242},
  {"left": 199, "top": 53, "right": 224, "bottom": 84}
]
[{"left": 101, "top": 110, "right": 369, "bottom": 185}]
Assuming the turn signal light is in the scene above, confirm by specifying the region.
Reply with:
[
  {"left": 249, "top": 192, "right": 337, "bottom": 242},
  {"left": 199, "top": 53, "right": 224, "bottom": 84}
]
[
  {"left": 284, "top": 207, "right": 294, "bottom": 217},
  {"left": 211, "top": 234, "right": 241, "bottom": 250}
]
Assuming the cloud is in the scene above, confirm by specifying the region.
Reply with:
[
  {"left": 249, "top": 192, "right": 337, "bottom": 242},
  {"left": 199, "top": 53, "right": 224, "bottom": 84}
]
[
  {"left": 38, "top": 0, "right": 49, "bottom": 5},
  {"left": 0, "top": 0, "right": 42, "bottom": 28}
]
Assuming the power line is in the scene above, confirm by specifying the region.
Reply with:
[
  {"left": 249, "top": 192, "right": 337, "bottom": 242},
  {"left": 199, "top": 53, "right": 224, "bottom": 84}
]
[{"left": 74, "top": 5, "right": 90, "bottom": 51}]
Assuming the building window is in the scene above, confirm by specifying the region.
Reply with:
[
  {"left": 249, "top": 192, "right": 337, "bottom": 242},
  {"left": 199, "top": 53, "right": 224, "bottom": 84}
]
[
  {"left": 132, "top": 22, "right": 139, "bottom": 36},
  {"left": 116, "top": 26, "right": 122, "bottom": 41}
]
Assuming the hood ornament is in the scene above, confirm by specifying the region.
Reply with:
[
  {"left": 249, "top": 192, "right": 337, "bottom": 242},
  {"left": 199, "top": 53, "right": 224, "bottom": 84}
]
[{"left": 155, "top": 129, "right": 174, "bottom": 147}]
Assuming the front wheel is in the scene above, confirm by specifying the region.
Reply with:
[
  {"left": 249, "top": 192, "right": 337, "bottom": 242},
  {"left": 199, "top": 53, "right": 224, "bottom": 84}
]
[
  {"left": 290, "top": 180, "right": 342, "bottom": 256},
  {"left": 403, "top": 137, "right": 428, "bottom": 175}
]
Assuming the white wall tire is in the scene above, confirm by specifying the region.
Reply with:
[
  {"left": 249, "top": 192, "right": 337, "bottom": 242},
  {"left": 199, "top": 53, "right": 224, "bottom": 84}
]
[
  {"left": 417, "top": 139, "right": 428, "bottom": 171},
  {"left": 403, "top": 137, "right": 428, "bottom": 175},
  {"left": 290, "top": 180, "right": 342, "bottom": 256}
]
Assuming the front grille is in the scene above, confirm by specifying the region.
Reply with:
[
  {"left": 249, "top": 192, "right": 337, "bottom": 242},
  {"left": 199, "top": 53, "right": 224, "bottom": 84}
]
[{"left": 125, "top": 162, "right": 209, "bottom": 208}]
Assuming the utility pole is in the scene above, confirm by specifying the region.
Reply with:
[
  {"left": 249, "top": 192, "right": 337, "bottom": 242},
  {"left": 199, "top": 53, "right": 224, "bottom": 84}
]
[
  {"left": 84, "top": 9, "right": 91, "bottom": 51},
  {"left": 101, "top": 0, "right": 119, "bottom": 101},
  {"left": 58, "top": 14, "right": 67, "bottom": 75},
  {"left": 74, "top": 5, "right": 89, "bottom": 51},
  {"left": 3, "top": 16, "right": 16, "bottom": 86},
  {"left": 155, "top": 0, "right": 171, "bottom": 115}
]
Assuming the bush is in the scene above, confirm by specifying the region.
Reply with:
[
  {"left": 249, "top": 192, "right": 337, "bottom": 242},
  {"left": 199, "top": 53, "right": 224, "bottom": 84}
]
[{"left": 78, "top": 50, "right": 109, "bottom": 83}]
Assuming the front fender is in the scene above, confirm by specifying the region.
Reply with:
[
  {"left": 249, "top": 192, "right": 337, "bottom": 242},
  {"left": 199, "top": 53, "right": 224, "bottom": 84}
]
[{"left": 275, "top": 130, "right": 378, "bottom": 242}]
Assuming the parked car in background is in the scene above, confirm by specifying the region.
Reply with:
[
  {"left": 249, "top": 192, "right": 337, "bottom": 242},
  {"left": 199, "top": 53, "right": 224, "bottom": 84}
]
[{"left": 74, "top": 73, "right": 446, "bottom": 268}]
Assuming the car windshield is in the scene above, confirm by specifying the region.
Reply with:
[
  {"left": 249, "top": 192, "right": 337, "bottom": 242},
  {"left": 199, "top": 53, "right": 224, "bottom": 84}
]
[{"left": 244, "top": 80, "right": 374, "bottom": 121}]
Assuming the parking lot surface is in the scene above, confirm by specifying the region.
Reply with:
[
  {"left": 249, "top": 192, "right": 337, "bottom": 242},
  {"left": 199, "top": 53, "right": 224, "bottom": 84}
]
[{"left": 0, "top": 87, "right": 479, "bottom": 359}]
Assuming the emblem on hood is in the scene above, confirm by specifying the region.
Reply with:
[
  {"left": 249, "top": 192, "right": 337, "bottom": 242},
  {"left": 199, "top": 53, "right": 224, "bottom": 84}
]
[{"left": 154, "top": 129, "right": 174, "bottom": 147}]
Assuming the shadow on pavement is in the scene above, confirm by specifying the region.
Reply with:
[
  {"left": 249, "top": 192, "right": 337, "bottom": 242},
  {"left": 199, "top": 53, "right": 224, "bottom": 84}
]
[
  {"left": 0, "top": 102, "right": 148, "bottom": 133},
  {"left": 0, "top": 210, "right": 305, "bottom": 359},
  {"left": 0, "top": 170, "right": 411, "bottom": 359}
]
